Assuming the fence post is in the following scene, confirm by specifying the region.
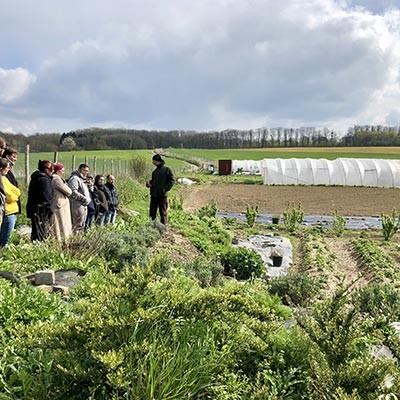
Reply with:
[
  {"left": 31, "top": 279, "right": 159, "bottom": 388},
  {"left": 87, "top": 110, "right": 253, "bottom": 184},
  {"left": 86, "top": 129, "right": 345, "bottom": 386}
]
[
  {"left": 72, "top": 155, "right": 76, "bottom": 171},
  {"left": 110, "top": 159, "right": 114, "bottom": 175},
  {"left": 25, "top": 144, "right": 30, "bottom": 185},
  {"left": 53, "top": 151, "right": 58, "bottom": 163},
  {"left": 118, "top": 160, "right": 121, "bottom": 175},
  {"left": 93, "top": 156, "right": 97, "bottom": 175},
  {"left": 125, "top": 160, "right": 128, "bottom": 175},
  {"left": 102, "top": 159, "right": 106, "bottom": 175},
  {"left": 85, "top": 156, "right": 88, "bottom": 165}
]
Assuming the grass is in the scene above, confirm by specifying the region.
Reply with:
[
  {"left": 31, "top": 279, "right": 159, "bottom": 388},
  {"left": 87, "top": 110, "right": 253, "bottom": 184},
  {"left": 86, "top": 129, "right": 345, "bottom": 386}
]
[
  {"left": 13, "top": 149, "right": 192, "bottom": 178},
  {"left": 166, "top": 146, "right": 400, "bottom": 163}
]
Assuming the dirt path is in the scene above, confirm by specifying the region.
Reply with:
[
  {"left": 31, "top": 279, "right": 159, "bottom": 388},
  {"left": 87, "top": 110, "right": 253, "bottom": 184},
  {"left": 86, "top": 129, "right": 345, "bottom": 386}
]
[{"left": 181, "top": 184, "right": 400, "bottom": 216}]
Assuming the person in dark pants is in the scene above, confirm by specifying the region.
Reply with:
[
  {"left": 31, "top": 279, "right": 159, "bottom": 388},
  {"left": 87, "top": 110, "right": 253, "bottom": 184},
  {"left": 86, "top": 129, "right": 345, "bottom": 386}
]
[
  {"left": 26, "top": 160, "right": 54, "bottom": 241},
  {"left": 146, "top": 154, "right": 174, "bottom": 225}
]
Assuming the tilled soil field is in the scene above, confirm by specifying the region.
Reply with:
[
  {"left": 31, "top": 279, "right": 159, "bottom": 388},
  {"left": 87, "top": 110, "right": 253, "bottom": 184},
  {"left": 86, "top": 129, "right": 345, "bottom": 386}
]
[{"left": 181, "top": 184, "right": 400, "bottom": 216}]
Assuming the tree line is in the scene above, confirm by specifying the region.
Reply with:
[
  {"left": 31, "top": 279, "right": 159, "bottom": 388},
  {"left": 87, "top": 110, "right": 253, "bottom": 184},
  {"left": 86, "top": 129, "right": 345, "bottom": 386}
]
[{"left": 1, "top": 125, "right": 400, "bottom": 152}]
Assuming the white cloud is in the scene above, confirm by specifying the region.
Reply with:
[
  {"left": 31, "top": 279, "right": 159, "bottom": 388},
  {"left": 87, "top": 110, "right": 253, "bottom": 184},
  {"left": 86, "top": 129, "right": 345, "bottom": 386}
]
[
  {"left": 0, "top": 67, "right": 36, "bottom": 103},
  {"left": 1, "top": 0, "right": 400, "bottom": 134}
]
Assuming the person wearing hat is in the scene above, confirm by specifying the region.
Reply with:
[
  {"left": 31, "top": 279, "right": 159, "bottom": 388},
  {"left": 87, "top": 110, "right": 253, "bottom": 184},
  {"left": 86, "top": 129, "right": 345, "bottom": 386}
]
[
  {"left": 146, "top": 154, "right": 175, "bottom": 225},
  {"left": 51, "top": 163, "right": 73, "bottom": 240},
  {"left": 26, "top": 160, "right": 55, "bottom": 241}
]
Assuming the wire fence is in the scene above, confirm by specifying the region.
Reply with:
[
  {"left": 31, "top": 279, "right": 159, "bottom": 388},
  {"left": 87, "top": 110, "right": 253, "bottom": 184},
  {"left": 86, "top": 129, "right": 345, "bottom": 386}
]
[{"left": 14, "top": 147, "right": 197, "bottom": 182}]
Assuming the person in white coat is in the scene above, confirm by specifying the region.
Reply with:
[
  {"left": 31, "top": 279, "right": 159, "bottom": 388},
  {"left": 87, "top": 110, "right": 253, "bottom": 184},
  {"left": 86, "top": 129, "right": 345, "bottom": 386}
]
[
  {"left": 51, "top": 163, "right": 73, "bottom": 240},
  {"left": 68, "top": 163, "right": 91, "bottom": 235}
]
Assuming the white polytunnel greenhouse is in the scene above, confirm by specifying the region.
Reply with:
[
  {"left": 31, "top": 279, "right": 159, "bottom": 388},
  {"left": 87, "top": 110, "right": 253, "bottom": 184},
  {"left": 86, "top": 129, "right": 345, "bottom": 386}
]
[
  {"left": 255, "top": 158, "right": 400, "bottom": 187},
  {"left": 232, "top": 160, "right": 262, "bottom": 174}
]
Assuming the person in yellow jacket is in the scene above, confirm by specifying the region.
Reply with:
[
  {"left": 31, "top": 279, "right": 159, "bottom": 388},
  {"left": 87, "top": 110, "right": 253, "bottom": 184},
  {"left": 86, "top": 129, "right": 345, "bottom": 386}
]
[{"left": 0, "top": 159, "right": 21, "bottom": 247}]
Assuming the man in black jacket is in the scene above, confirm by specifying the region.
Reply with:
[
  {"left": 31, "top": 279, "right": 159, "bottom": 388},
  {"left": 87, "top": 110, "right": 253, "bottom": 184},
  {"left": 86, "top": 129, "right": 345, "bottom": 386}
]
[
  {"left": 26, "top": 160, "right": 54, "bottom": 241},
  {"left": 146, "top": 154, "right": 174, "bottom": 225}
]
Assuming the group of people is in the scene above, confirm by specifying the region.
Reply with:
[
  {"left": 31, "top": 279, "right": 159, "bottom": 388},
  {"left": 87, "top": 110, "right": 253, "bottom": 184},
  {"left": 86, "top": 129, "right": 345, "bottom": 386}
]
[
  {"left": 26, "top": 161, "right": 119, "bottom": 242},
  {"left": 0, "top": 135, "right": 174, "bottom": 246}
]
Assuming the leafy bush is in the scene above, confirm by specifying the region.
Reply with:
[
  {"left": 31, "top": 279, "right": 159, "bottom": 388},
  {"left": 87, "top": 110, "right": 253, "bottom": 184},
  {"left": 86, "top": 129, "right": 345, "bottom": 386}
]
[
  {"left": 332, "top": 211, "right": 346, "bottom": 237},
  {"left": 269, "top": 274, "right": 323, "bottom": 306},
  {"left": 185, "top": 256, "right": 224, "bottom": 287},
  {"left": 221, "top": 246, "right": 264, "bottom": 280},
  {"left": 283, "top": 202, "right": 304, "bottom": 232},
  {"left": 198, "top": 199, "right": 218, "bottom": 219},
  {"left": 170, "top": 193, "right": 184, "bottom": 210},
  {"left": 297, "top": 287, "right": 395, "bottom": 399},
  {"left": 0, "top": 280, "right": 70, "bottom": 329},
  {"left": 102, "top": 230, "right": 150, "bottom": 270},
  {"left": 354, "top": 283, "right": 400, "bottom": 320},
  {"left": 381, "top": 208, "right": 400, "bottom": 241},
  {"left": 128, "top": 156, "right": 151, "bottom": 181},
  {"left": 171, "top": 211, "right": 232, "bottom": 255},
  {"left": 246, "top": 205, "right": 259, "bottom": 227}
]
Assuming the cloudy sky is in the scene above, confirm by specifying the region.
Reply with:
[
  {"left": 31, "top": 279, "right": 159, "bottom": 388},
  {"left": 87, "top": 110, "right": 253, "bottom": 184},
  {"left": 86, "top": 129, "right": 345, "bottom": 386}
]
[{"left": 1, "top": 0, "right": 400, "bottom": 135}]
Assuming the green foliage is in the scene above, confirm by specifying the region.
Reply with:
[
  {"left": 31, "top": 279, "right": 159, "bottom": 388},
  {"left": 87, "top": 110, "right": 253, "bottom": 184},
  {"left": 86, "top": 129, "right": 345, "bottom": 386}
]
[
  {"left": 246, "top": 205, "right": 259, "bottom": 227},
  {"left": 381, "top": 208, "right": 400, "bottom": 241},
  {"left": 170, "top": 193, "right": 184, "bottom": 210},
  {"left": 332, "top": 211, "right": 346, "bottom": 237},
  {"left": 171, "top": 210, "right": 232, "bottom": 255},
  {"left": 101, "top": 224, "right": 160, "bottom": 270},
  {"left": 269, "top": 274, "right": 323, "bottom": 306},
  {"left": 185, "top": 257, "right": 224, "bottom": 287},
  {"left": 0, "top": 280, "right": 70, "bottom": 329},
  {"left": 115, "top": 175, "right": 149, "bottom": 212},
  {"left": 198, "top": 199, "right": 218, "bottom": 219},
  {"left": 300, "top": 231, "right": 336, "bottom": 273},
  {"left": 354, "top": 283, "right": 400, "bottom": 320},
  {"left": 128, "top": 156, "right": 151, "bottom": 181},
  {"left": 221, "top": 246, "right": 264, "bottom": 280},
  {"left": 297, "top": 286, "right": 396, "bottom": 399},
  {"left": 351, "top": 238, "right": 398, "bottom": 281},
  {"left": 283, "top": 202, "right": 304, "bottom": 232}
]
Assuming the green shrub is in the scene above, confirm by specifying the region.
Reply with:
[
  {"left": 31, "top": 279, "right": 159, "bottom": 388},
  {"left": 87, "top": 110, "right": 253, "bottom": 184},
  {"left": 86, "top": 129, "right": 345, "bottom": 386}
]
[
  {"left": 283, "top": 202, "right": 304, "bottom": 232},
  {"left": 102, "top": 230, "right": 149, "bottom": 270},
  {"left": 332, "top": 212, "right": 346, "bottom": 237},
  {"left": 246, "top": 205, "right": 259, "bottom": 227},
  {"left": 185, "top": 256, "right": 224, "bottom": 287},
  {"left": 220, "top": 246, "right": 264, "bottom": 280},
  {"left": 354, "top": 283, "right": 400, "bottom": 320},
  {"left": 269, "top": 274, "right": 323, "bottom": 306},
  {"left": 381, "top": 208, "right": 400, "bottom": 241},
  {"left": 170, "top": 193, "right": 184, "bottom": 210},
  {"left": 0, "top": 280, "right": 70, "bottom": 329},
  {"left": 171, "top": 211, "right": 232, "bottom": 255},
  {"left": 198, "top": 200, "right": 218, "bottom": 219}
]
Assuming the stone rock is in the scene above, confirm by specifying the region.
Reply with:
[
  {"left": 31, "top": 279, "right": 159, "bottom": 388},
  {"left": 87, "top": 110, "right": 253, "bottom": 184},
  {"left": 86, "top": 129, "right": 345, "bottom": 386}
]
[
  {"left": 37, "top": 285, "right": 53, "bottom": 293},
  {"left": 35, "top": 270, "right": 55, "bottom": 286},
  {"left": 55, "top": 269, "right": 85, "bottom": 288},
  {"left": 52, "top": 285, "right": 70, "bottom": 295}
]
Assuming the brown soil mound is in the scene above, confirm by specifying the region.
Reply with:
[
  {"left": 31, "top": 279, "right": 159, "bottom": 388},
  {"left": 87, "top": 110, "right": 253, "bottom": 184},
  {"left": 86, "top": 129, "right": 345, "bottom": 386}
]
[{"left": 181, "top": 184, "right": 400, "bottom": 216}]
